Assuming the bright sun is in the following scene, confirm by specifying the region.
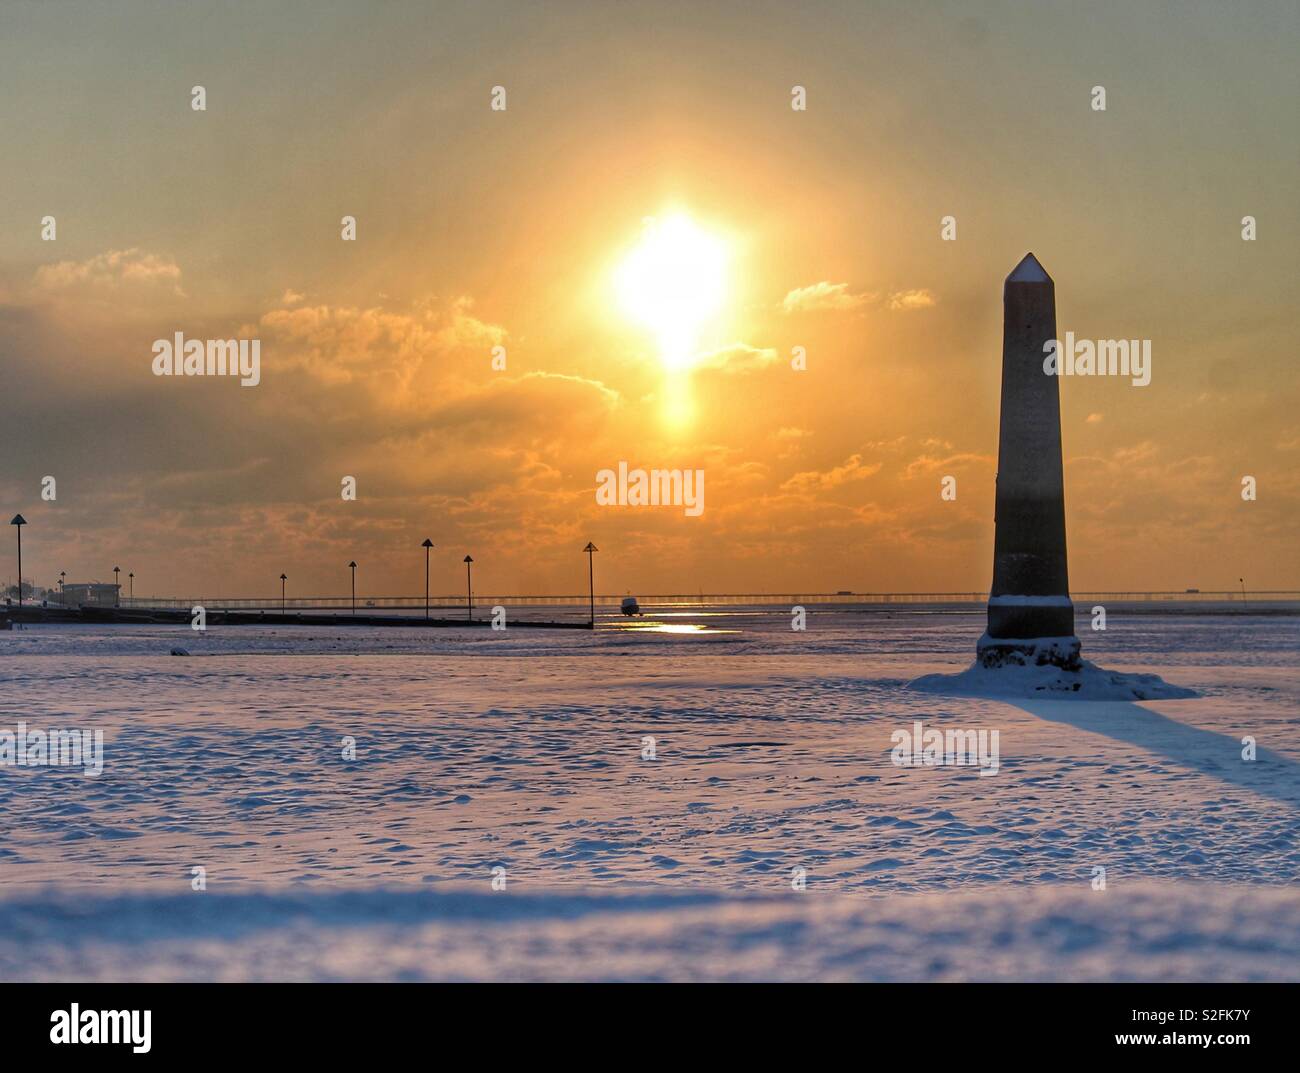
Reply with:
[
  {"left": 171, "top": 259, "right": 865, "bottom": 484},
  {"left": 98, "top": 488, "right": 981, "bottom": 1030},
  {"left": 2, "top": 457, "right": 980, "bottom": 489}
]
[{"left": 615, "top": 213, "right": 727, "bottom": 371}]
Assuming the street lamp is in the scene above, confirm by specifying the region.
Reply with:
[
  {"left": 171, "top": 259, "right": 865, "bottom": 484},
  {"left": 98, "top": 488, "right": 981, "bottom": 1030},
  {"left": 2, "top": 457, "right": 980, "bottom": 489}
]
[
  {"left": 9, "top": 515, "right": 26, "bottom": 606},
  {"left": 463, "top": 555, "right": 474, "bottom": 621},
  {"left": 280, "top": 573, "right": 287, "bottom": 614},
  {"left": 113, "top": 566, "right": 120, "bottom": 607},
  {"left": 128, "top": 571, "right": 134, "bottom": 602},
  {"left": 59, "top": 570, "right": 66, "bottom": 604},
  {"left": 584, "top": 542, "right": 598, "bottom": 628},
  {"left": 421, "top": 539, "right": 434, "bottom": 620},
  {"left": 349, "top": 561, "right": 357, "bottom": 615}
]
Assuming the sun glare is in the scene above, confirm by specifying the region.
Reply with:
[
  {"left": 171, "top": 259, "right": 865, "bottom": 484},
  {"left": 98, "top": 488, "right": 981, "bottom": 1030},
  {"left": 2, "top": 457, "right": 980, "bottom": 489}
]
[{"left": 615, "top": 213, "right": 727, "bottom": 371}]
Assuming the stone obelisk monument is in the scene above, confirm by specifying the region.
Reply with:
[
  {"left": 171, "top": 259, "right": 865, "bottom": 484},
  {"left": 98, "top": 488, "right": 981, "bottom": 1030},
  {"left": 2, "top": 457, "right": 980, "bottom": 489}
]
[{"left": 977, "top": 253, "right": 1081, "bottom": 670}]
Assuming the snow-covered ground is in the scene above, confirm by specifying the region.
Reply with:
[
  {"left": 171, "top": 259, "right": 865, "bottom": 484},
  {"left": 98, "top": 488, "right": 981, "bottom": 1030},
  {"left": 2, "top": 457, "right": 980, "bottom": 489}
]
[
  {"left": 1, "top": 606, "right": 1297, "bottom": 980},
  {"left": 3, "top": 882, "right": 1296, "bottom": 982}
]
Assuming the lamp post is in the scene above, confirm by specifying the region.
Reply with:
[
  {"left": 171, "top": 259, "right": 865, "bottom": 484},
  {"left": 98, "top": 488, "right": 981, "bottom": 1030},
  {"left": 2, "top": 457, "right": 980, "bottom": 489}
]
[
  {"left": 128, "top": 571, "right": 134, "bottom": 602},
  {"left": 59, "top": 570, "right": 66, "bottom": 605},
  {"left": 9, "top": 515, "right": 26, "bottom": 606},
  {"left": 113, "top": 566, "right": 120, "bottom": 607},
  {"left": 584, "top": 542, "right": 598, "bottom": 628},
  {"left": 463, "top": 555, "right": 474, "bottom": 621},
  {"left": 1239, "top": 577, "right": 1249, "bottom": 613},
  {"left": 279, "top": 573, "right": 287, "bottom": 615},
  {"left": 349, "top": 561, "right": 357, "bottom": 615},
  {"left": 421, "top": 539, "right": 434, "bottom": 620}
]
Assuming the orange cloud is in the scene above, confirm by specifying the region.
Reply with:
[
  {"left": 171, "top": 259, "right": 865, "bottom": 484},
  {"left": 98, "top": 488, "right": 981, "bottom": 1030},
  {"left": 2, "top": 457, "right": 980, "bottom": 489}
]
[
  {"left": 33, "top": 248, "right": 185, "bottom": 299},
  {"left": 257, "top": 298, "right": 507, "bottom": 392},
  {"left": 887, "top": 288, "right": 937, "bottom": 311},
  {"left": 695, "top": 341, "right": 779, "bottom": 372},
  {"left": 780, "top": 281, "right": 874, "bottom": 314},
  {"left": 782, "top": 452, "right": 883, "bottom": 493}
]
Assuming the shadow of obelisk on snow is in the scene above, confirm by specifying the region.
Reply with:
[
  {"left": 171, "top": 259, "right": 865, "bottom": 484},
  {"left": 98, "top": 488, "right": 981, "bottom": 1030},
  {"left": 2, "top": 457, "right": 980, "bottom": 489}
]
[
  {"left": 977, "top": 253, "right": 1082, "bottom": 672},
  {"left": 1014, "top": 698, "right": 1300, "bottom": 808}
]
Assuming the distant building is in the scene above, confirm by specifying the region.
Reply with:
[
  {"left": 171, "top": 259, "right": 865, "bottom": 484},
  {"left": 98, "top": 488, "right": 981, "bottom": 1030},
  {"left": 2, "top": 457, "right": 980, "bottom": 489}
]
[{"left": 62, "top": 583, "right": 120, "bottom": 608}]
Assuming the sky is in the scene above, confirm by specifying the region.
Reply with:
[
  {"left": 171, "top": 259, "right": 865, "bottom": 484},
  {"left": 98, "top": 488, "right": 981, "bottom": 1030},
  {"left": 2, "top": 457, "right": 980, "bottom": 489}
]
[{"left": 1, "top": 0, "right": 1297, "bottom": 599}]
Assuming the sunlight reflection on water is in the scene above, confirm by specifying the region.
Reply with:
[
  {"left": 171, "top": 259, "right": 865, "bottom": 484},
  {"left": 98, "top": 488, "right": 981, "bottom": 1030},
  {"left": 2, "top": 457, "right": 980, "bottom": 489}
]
[{"left": 611, "top": 621, "right": 739, "bottom": 635}]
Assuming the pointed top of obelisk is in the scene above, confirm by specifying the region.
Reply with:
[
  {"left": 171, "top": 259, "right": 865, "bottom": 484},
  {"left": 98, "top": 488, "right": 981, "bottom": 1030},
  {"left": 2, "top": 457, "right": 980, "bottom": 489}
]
[{"left": 1006, "top": 252, "right": 1051, "bottom": 284}]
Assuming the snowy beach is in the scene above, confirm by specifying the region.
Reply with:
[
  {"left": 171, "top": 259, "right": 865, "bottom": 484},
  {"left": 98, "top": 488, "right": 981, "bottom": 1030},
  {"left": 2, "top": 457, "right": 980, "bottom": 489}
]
[{"left": 2, "top": 607, "right": 1297, "bottom": 980}]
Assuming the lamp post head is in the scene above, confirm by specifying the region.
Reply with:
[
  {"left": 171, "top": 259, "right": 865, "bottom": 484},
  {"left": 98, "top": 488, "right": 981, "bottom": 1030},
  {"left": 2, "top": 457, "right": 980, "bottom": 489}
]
[
  {"left": 421, "top": 538, "right": 434, "bottom": 549},
  {"left": 128, "top": 572, "right": 134, "bottom": 578},
  {"left": 9, "top": 514, "right": 26, "bottom": 527},
  {"left": 584, "top": 542, "right": 598, "bottom": 553},
  {"left": 463, "top": 555, "right": 473, "bottom": 564},
  {"left": 348, "top": 561, "right": 357, "bottom": 569},
  {"left": 279, "top": 573, "right": 287, "bottom": 581}
]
